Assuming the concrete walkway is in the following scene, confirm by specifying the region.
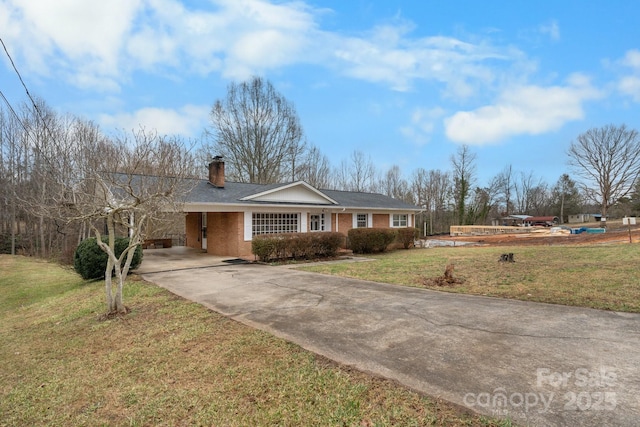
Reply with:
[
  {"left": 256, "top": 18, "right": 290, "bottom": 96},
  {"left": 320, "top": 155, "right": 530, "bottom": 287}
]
[{"left": 137, "top": 248, "right": 640, "bottom": 427}]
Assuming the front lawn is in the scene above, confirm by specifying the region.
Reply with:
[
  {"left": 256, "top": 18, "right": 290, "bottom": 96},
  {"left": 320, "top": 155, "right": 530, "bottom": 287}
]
[
  {"left": 0, "top": 255, "right": 511, "bottom": 426},
  {"left": 298, "top": 244, "right": 640, "bottom": 312}
]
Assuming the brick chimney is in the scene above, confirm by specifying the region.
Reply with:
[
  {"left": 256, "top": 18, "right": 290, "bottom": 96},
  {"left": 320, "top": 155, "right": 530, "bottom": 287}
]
[{"left": 208, "top": 157, "right": 225, "bottom": 188}]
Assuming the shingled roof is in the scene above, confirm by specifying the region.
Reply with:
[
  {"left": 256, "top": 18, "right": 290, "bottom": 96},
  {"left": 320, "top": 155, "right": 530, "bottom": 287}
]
[{"left": 184, "top": 179, "right": 420, "bottom": 211}]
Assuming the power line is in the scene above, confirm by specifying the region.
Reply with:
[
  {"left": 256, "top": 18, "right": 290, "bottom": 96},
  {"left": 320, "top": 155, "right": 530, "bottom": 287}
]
[
  {"left": 0, "top": 36, "right": 42, "bottom": 118},
  {"left": 0, "top": 36, "right": 64, "bottom": 170},
  {"left": 0, "top": 89, "right": 30, "bottom": 135}
]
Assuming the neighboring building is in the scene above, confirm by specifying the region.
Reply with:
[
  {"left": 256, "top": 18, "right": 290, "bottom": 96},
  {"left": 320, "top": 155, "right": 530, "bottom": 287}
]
[
  {"left": 183, "top": 159, "right": 421, "bottom": 258},
  {"left": 523, "top": 216, "right": 559, "bottom": 227},
  {"left": 568, "top": 214, "right": 601, "bottom": 224},
  {"left": 493, "top": 215, "right": 559, "bottom": 227},
  {"left": 495, "top": 215, "right": 532, "bottom": 227}
]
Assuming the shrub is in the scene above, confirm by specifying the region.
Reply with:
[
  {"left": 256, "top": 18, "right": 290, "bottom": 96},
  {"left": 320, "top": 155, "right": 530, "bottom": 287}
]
[
  {"left": 73, "top": 237, "right": 143, "bottom": 280},
  {"left": 396, "top": 227, "right": 419, "bottom": 249},
  {"left": 252, "top": 232, "right": 345, "bottom": 262},
  {"left": 289, "top": 234, "right": 313, "bottom": 259},
  {"left": 251, "top": 235, "right": 278, "bottom": 262},
  {"left": 315, "top": 232, "right": 345, "bottom": 257},
  {"left": 348, "top": 228, "right": 396, "bottom": 254}
]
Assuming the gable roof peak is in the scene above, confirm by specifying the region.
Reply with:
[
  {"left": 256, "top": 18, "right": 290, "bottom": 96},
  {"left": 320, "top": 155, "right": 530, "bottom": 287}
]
[{"left": 240, "top": 180, "right": 338, "bottom": 205}]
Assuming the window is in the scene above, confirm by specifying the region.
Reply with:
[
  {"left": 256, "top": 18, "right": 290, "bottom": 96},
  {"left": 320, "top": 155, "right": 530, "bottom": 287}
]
[
  {"left": 392, "top": 214, "right": 408, "bottom": 227},
  {"left": 310, "top": 213, "right": 325, "bottom": 231},
  {"left": 356, "top": 213, "right": 367, "bottom": 228},
  {"left": 252, "top": 213, "right": 299, "bottom": 235}
]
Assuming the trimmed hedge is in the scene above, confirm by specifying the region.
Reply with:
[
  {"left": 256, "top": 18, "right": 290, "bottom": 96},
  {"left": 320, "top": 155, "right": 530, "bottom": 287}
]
[
  {"left": 252, "top": 232, "right": 345, "bottom": 262},
  {"left": 348, "top": 228, "right": 396, "bottom": 254},
  {"left": 73, "top": 237, "right": 143, "bottom": 280},
  {"left": 396, "top": 227, "right": 419, "bottom": 249}
]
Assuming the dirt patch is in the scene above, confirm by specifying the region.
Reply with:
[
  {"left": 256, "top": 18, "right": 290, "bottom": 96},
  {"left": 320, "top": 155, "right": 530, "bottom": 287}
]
[
  {"left": 440, "top": 225, "right": 640, "bottom": 247},
  {"left": 422, "top": 263, "right": 465, "bottom": 287}
]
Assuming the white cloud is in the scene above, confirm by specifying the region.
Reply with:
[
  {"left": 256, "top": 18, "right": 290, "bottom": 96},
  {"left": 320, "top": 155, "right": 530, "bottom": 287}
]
[
  {"left": 0, "top": 0, "right": 522, "bottom": 96},
  {"left": 539, "top": 21, "right": 560, "bottom": 41},
  {"left": 617, "top": 49, "right": 640, "bottom": 101},
  {"left": 400, "top": 107, "right": 445, "bottom": 145},
  {"left": 3, "top": 0, "right": 141, "bottom": 84},
  {"left": 124, "top": 0, "right": 318, "bottom": 79},
  {"left": 444, "top": 74, "right": 601, "bottom": 145},
  {"left": 1, "top": 0, "right": 319, "bottom": 89},
  {"left": 330, "top": 24, "right": 516, "bottom": 95},
  {"left": 621, "top": 49, "right": 640, "bottom": 69},
  {"left": 99, "top": 104, "right": 210, "bottom": 136},
  {"left": 619, "top": 76, "right": 640, "bottom": 102}
]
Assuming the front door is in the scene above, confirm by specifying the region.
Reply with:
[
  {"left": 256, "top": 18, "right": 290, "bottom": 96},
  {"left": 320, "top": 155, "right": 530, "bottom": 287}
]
[
  {"left": 201, "top": 213, "right": 208, "bottom": 250},
  {"left": 310, "top": 213, "right": 327, "bottom": 231}
]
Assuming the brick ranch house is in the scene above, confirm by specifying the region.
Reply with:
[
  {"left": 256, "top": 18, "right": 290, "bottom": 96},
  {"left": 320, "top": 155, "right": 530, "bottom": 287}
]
[{"left": 183, "top": 159, "right": 422, "bottom": 258}]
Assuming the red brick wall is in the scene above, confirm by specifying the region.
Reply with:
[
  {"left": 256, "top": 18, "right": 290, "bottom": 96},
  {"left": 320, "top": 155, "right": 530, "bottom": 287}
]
[
  {"left": 185, "top": 212, "right": 201, "bottom": 249},
  {"left": 187, "top": 211, "right": 411, "bottom": 258},
  {"left": 372, "top": 214, "right": 389, "bottom": 228},
  {"left": 205, "top": 212, "right": 253, "bottom": 258},
  {"left": 336, "top": 213, "right": 352, "bottom": 234}
]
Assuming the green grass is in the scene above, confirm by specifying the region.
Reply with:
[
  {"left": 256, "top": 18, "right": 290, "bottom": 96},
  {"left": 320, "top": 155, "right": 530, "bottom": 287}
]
[
  {"left": 299, "top": 244, "right": 640, "bottom": 312},
  {"left": 0, "top": 255, "right": 511, "bottom": 426},
  {"left": 0, "top": 256, "right": 87, "bottom": 313}
]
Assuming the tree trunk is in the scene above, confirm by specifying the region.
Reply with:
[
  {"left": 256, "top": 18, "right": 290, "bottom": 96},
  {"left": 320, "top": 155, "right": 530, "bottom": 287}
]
[{"left": 105, "top": 263, "right": 114, "bottom": 312}]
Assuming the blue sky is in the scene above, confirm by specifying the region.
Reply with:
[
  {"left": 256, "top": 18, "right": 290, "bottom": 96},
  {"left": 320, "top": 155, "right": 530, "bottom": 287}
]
[{"left": 1, "top": 0, "right": 639, "bottom": 186}]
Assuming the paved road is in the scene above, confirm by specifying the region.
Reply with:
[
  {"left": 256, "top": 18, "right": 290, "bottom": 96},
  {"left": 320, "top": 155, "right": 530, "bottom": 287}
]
[{"left": 139, "top": 249, "right": 640, "bottom": 426}]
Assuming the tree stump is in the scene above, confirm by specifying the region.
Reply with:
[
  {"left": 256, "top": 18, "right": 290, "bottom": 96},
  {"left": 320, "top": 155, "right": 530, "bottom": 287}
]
[
  {"left": 422, "top": 263, "right": 464, "bottom": 287},
  {"left": 444, "top": 263, "right": 455, "bottom": 282},
  {"left": 499, "top": 253, "right": 515, "bottom": 262}
]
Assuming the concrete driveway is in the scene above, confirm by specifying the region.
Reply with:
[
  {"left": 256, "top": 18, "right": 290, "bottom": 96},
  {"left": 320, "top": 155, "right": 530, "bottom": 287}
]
[{"left": 137, "top": 248, "right": 640, "bottom": 427}]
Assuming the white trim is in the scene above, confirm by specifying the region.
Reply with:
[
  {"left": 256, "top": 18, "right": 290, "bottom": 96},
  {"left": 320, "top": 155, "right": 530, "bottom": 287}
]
[
  {"left": 353, "top": 213, "right": 371, "bottom": 228},
  {"left": 300, "top": 211, "right": 308, "bottom": 233},
  {"left": 309, "top": 212, "right": 329, "bottom": 232},
  {"left": 243, "top": 211, "right": 252, "bottom": 241},
  {"left": 182, "top": 202, "right": 421, "bottom": 213},
  {"left": 202, "top": 213, "right": 208, "bottom": 250},
  {"left": 250, "top": 212, "right": 301, "bottom": 237},
  {"left": 239, "top": 181, "right": 338, "bottom": 204},
  {"left": 390, "top": 213, "right": 409, "bottom": 228}
]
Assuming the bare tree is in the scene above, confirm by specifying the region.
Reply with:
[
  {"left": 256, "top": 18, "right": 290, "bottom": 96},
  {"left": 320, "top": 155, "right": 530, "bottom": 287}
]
[
  {"left": 207, "top": 76, "right": 305, "bottom": 184},
  {"left": 36, "top": 128, "right": 198, "bottom": 315},
  {"left": 0, "top": 105, "right": 20, "bottom": 254},
  {"left": 411, "top": 168, "right": 452, "bottom": 235},
  {"left": 568, "top": 124, "right": 640, "bottom": 218},
  {"left": 491, "top": 164, "right": 514, "bottom": 216},
  {"left": 335, "top": 150, "right": 378, "bottom": 192},
  {"left": 380, "top": 165, "right": 412, "bottom": 203},
  {"left": 466, "top": 187, "right": 494, "bottom": 224},
  {"left": 528, "top": 183, "right": 551, "bottom": 216},
  {"left": 296, "top": 144, "right": 332, "bottom": 189},
  {"left": 514, "top": 171, "right": 539, "bottom": 214},
  {"left": 450, "top": 145, "right": 477, "bottom": 225}
]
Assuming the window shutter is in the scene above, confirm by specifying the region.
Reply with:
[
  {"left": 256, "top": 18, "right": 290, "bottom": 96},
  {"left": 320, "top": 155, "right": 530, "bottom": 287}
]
[
  {"left": 300, "top": 211, "right": 308, "bottom": 233},
  {"left": 244, "top": 211, "right": 252, "bottom": 241}
]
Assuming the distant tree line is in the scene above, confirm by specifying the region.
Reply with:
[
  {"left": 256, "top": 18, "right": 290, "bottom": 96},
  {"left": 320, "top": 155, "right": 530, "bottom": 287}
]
[
  {"left": 0, "top": 98, "right": 197, "bottom": 265},
  {"left": 205, "top": 77, "right": 640, "bottom": 234},
  {"left": 4, "top": 77, "right": 640, "bottom": 264}
]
